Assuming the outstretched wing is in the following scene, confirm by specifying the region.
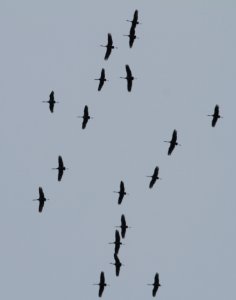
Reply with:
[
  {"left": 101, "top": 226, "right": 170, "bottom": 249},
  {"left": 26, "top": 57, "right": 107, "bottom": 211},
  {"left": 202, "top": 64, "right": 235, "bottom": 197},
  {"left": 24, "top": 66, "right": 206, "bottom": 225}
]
[
  {"left": 58, "top": 169, "right": 63, "bottom": 181},
  {"left": 172, "top": 130, "right": 177, "bottom": 144},
  {"left": 154, "top": 273, "right": 160, "bottom": 285},
  {"left": 38, "top": 200, "right": 44, "bottom": 213},
  {"left": 121, "top": 214, "right": 126, "bottom": 227},
  {"left": 108, "top": 33, "right": 113, "bottom": 46},
  {"left": 82, "top": 118, "right": 88, "bottom": 129},
  {"left": 49, "top": 91, "right": 54, "bottom": 101},
  {"left": 214, "top": 105, "right": 219, "bottom": 116},
  {"left": 125, "top": 65, "right": 132, "bottom": 78},
  {"left": 104, "top": 47, "right": 112, "bottom": 60},
  {"left": 100, "top": 272, "right": 105, "bottom": 285},
  {"left": 39, "top": 187, "right": 44, "bottom": 199},
  {"left": 120, "top": 181, "right": 125, "bottom": 193},
  {"left": 127, "top": 78, "right": 132, "bottom": 92},
  {"left": 168, "top": 143, "right": 175, "bottom": 156},
  {"left": 58, "top": 156, "right": 64, "bottom": 169},
  {"left": 84, "top": 105, "right": 89, "bottom": 118},
  {"left": 149, "top": 177, "right": 156, "bottom": 189},
  {"left": 115, "top": 230, "right": 120, "bottom": 244},
  {"left": 133, "top": 10, "right": 138, "bottom": 23},
  {"left": 49, "top": 101, "right": 54, "bottom": 113}
]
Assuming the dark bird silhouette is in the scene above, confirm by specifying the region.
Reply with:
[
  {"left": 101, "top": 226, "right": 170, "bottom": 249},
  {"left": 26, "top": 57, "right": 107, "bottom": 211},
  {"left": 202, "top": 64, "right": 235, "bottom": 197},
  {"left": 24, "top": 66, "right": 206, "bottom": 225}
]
[
  {"left": 164, "top": 129, "right": 180, "bottom": 155},
  {"left": 208, "top": 105, "right": 222, "bottom": 127},
  {"left": 115, "top": 214, "right": 130, "bottom": 239},
  {"left": 124, "top": 24, "right": 138, "bottom": 48},
  {"left": 33, "top": 187, "right": 48, "bottom": 213},
  {"left": 95, "top": 68, "right": 107, "bottom": 91},
  {"left": 93, "top": 272, "right": 108, "bottom": 297},
  {"left": 120, "top": 65, "right": 136, "bottom": 92},
  {"left": 113, "top": 181, "right": 128, "bottom": 205},
  {"left": 109, "top": 230, "right": 123, "bottom": 255},
  {"left": 77, "top": 105, "right": 92, "bottom": 129},
  {"left": 147, "top": 273, "right": 161, "bottom": 297},
  {"left": 100, "top": 33, "right": 117, "bottom": 60},
  {"left": 110, "top": 253, "right": 123, "bottom": 277},
  {"left": 52, "top": 156, "right": 67, "bottom": 181},
  {"left": 42, "top": 91, "right": 59, "bottom": 113},
  {"left": 126, "top": 10, "right": 140, "bottom": 28},
  {"left": 147, "top": 166, "right": 161, "bottom": 189}
]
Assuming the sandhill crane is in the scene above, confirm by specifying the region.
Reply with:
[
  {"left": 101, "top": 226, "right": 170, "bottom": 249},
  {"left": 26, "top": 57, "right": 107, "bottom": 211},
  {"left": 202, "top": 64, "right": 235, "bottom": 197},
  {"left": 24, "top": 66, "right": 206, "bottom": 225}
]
[
  {"left": 115, "top": 214, "right": 130, "bottom": 239},
  {"left": 33, "top": 187, "right": 49, "bottom": 213},
  {"left": 126, "top": 10, "right": 140, "bottom": 28},
  {"left": 42, "top": 91, "right": 58, "bottom": 113},
  {"left": 147, "top": 166, "right": 161, "bottom": 189},
  {"left": 52, "top": 156, "right": 67, "bottom": 181},
  {"left": 100, "top": 33, "right": 117, "bottom": 60},
  {"left": 93, "top": 271, "right": 108, "bottom": 297},
  {"left": 110, "top": 253, "right": 123, "bottom": 277},
  {"left": 77, "top": 105, "right": 92, "bottom": 129},
  {"left": 113, "top": 181, "right": 128, "bottom": 205},
  {"left": 124, "top": 25, "right": 138, "bottom": 48},
  {"left": 120, "top": 65, "right": 136, "bottom": 92},
  {"left": 109, "top": 230, "right": 124, "bottom": 255},
  {"left": 208, "top": 105, "right": 222, "bottom": 127},
  {"left": 164, "top": 129, "right": 180, "bottom": 155},
  {"left": 147, "top": 273, "right": 161, "bottom": 297},
  {"left": 95, "top": 68, "right": 107, "bottom": 91}
]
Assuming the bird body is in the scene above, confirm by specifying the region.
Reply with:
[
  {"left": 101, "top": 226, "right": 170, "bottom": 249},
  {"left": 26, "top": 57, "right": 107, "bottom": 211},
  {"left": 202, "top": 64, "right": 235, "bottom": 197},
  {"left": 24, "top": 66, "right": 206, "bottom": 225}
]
[
  {"left": 147, "top": 166, "right": 160, "bottom": 189},
  {"left": 78, "top": 105, "right": 91, "bottom": 129},
  {"left": 95, "top": 68, "right": 107, "bottom": 91},
  {"left": 42, "top": 91, "right": 58, "bottom": 113},
  {"left": 126, "top": 10, "right": 140, "bottom": 28},
  {"left": 100, "top": 33, "right": 117, "bottom": 60},
  {"left": 124, "top": 24, "right": 137, "bottom": 48},
  {"left": 110, "top": 253, "right": 122, "bottom": 276},
  {"left": 116, "top": 214, "right": 129, "bottom": 239},
  {"left": 208, "top": 105, "right": 222, "bottom": 127},
  {"left": 52, "top": 156, "right": 66, "bottom": 181},
  {"left": 120, "top": 65, "right": 135, "bottom": 92},
  {"left": 94, "top": 271, "right": 108, "bottom": 297},
  {"left": 164, "top": 129, "right": 180, "bottom": 155},
  {"left": 114, "top": 181, "right": 127, "bottom": 204},
  {"left": 148, "top": 273, "right": 161, "bottom": 297},
  {"left": 33, "top": 187, "right": 48, "bottom": 213},
  {"left": 109, "top": 230, "right": 123, "bottom": 255}
]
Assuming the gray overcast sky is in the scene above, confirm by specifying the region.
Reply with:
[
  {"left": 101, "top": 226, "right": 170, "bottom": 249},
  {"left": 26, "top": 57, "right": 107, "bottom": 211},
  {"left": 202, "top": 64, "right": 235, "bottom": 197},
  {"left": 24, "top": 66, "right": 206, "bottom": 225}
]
[{"left": 0, "top": 0, "right": 235, "bottom": 299}]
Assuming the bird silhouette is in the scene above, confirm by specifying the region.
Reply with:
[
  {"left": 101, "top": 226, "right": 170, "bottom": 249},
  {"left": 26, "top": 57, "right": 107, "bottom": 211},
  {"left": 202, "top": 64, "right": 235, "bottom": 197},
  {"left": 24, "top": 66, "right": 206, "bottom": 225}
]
[
  {"left": 113, "top": 181, "right": 128, "bottom": 205},
  {"left": 126, "top": 10, "right": 140, "bottom": 28},
  {"left": 42, "top": 91, "right": 59, "bottom": 113},
  {"left": 33, "top": 187, "right": 49, "bottom": 213},
  {"left": 120, "top": 65, "right": 136, "bottom": 92},
  {"left": 95, "top": 68, "right": 107, "bottom": 91},
  {"left": 93, "top": 271, "right": 108, "bottom": 297},
  {"left": 100, "top": 33, "right": 117, "bottom": 60},
  {"left": 52, "top": 156, "right": 67, "bottom": 181},
  {"left": 115, "top": 214, "right": 130, "bottom": 239},
  {"left": 124, "top": 25, "right": 138, "bottom": 48},
  {"left": 147, "top": 273, "right": 161, "bottom": 297},
  {"left": 164, "top": 129, "right": 180, "bottom": 155},
  {"left": 77, "top": 105, "right": 92, "bottom": 129},
  {"left": 147, "top": 166, "right": 161, "bottom": 189},
  {"left": 208, "top": 105, "right": 222, "bottom": 127},
  {"left": 110, "top": 253, "right": 123, "bottom": 277},
  {"left": 109, "top": 230, "right": 124, "bottom": 255}
]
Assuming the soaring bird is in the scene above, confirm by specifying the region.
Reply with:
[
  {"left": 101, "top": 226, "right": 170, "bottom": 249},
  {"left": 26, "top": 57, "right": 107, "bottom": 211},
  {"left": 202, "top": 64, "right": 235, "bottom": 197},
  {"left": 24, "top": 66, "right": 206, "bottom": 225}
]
[
  {"left": 93, "top": 272, "right": 108, "bottom": 297},
  {"left": 126, "top": 10, "right": 140, "bottom": 28},
  {"left": 42, "top": 91, "right": 58, "bottom": 113},
  {"left": 78, "top": 105, "right": 92, "bottom": 129},
  {"left": 114, "top": 181, "right": 127, "bottom": 205},
  {"left": 147, "top": 166, "right": 160, "bottom": 189},
  {"left": 109, "top": 230, "right": 123, "bottom": 255},
  {"left": 95, "top": 68, "right": 107, "bottom": 91},
  {"left": 33, "top": 187, "right": 48, "bottom": 213},
  {"left": 208, "top": 105, "right": 222, "bottom": 127},
  {"left": 100, "top": 33, "right": 117, "bottom": 60},
  {"left": 52, "top": 156, "right": 66, "bottom": 181},
  {"left": 124, "top": 24, "right": 137, "bottom": 48},
  {"left": 148, "top": 273, "right": 161, "bottom": 297},
  {"left": 120, "top": 65, "right": 135, "bottom": 92},
  {"left": 164, "top": 129, "right": 180, "bottom": 155},
  {"left": 110, "top": 253, "right": 123, "bottom": 277},
  {"left": 116, "top": 214, "right": 130, "bottom": 239}
]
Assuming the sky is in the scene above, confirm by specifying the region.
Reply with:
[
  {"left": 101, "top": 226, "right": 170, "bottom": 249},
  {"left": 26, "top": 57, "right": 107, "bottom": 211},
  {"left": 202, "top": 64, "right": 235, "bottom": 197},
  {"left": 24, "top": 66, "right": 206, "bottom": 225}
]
[{"left": 0, "top": 0, "right": 235, "bottom": 299}]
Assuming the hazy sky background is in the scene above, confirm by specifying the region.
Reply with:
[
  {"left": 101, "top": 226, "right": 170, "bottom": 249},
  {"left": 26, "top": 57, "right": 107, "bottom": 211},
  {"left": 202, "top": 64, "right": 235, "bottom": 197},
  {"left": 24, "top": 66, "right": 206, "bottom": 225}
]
[{"left": 0, "top": 1, "right": 235, "bottom": 299}]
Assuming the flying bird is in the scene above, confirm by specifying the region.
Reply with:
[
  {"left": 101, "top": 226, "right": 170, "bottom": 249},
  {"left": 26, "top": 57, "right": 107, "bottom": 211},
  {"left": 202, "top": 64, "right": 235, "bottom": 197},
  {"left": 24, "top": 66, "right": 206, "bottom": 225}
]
[
  {"left": 147, "top": 273, "right": 161, "bottom": 297},
  {"left": 120, "top": 65, "right": 136, "bottom": 92},
  {"left": 126, "top": 10, "right": 140, "bottom": 28},
  {"left": 115, "top": 214, "right": 130, "bottom": 239},
  {"left": 52, "top": 156, "right": 67, "bottom": 181},
  {"left": 93, "top": 271, "right": 108, "bottom": 297},
  {"left": 95, "top": 68, "right": 107, "bottom": 91},
  {"left": 147, "top": 166, "right": 161, "bottom": 189},
  {"left": 77, "top": 105, "right": 92, "bottom": 129},
  {"left": 164, "top": 129, "right": 180, "bottom": 155},
  {"left": 113, "top": 181, "right": 128, "bottom": 205},
  {"left": 110, "top": 253, "right": 123, "bottom": 277},
  {"left": 100, "top": 33, "right": 117, "bottom": 60},
  {"left": 124, "top": 24, "right": 138, "bottom": 48},
  {"left": 42, "top": 91, "right": 58, "bottom": 113},
  {"left": 109, "top": 230, "right": 123, "bottom": 255},
  {"left": 33, "top": 187, "right": 48, "bottom": 213},
  {"left": 208, "top": 105, "right": 222, "bottom": 127}
]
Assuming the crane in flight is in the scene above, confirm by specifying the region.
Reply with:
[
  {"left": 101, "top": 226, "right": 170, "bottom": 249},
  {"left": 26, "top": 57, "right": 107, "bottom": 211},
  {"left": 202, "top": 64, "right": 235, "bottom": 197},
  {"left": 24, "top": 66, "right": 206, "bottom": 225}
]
[
  {"left": 100, "top": 33, "right": 117, "bottom": 60},
  {"left": 208, "top": 105, "right": 222, "bottom": 127},
  {"left": 147, "top": 166, "right": 161, "bottom": 189},
  {"left": 77, "top": 105, "right": 92, "bottom": 129},
  {"left": 95, "top": 68, "right": 107, "bottom": 91},
  {"left": 147, "top": 273, "right": 161, "bottom": 297},
  {"left": 42, "top": 91, "right": 59, "bottom": 113},
  {"left": 33, "top": 187, "right": 49, "bottom": 213},
  {"left": 124, "top": 25, "right": 138, "bottom": 48},
  {"left": 113, "top": 181, "right": 128, "bottom": 205},
  {"left": 109, "top": 230, "right": 124, "bottom": 255},
  {"left": 164, "top": 129, "right": 180, "bottom": 155},
  {"left": 126, "top": 10, "right": 140, "bottom": 28},
  {"left": 115, "top": 214, "right": 130, "bottom": 239},
  {"left": 120, "top": 65, "right": 136, "bottom": 92},
  {"left": 52, "top": 156, "right": 67, "bottom": 181},
  {"left": 110, "top": 253, "right": 123, "bottom": 277},
  {"left": 93, "top": 271, "right": 109, "bottom": 297}
]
